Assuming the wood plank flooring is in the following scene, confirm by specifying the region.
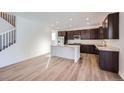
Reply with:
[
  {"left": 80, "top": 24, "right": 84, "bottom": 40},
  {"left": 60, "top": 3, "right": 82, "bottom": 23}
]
[{"left": 0, "top": 53, "right": 122, "bottom": 81}]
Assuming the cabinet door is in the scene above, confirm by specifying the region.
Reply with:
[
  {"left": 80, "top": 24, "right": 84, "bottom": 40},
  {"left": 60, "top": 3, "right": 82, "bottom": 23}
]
[
  {"left": 85, "top": 30, "right": 91, "bottom": 39},
  {"left": 58, "top": 32, "right": 62, "bottom": 36},
  {"left": 108, "top": 13, "right": 119, "bottom": 39},
  {"left": 86, "top": 45, "right": 96, "bottom": 54},
  {"left": 80, "top": 45, "right": 96, "bottom": 54},
  {"left": 67, "top": 31, "right": 74, "bottom": 40},
  {"left": 102, "top": 17, "right": 108, "bottom": 39},
  {"left": 81, "top": 30, "right": 86, "bottom": 39},
  {"left": 73, "top": 30, "right": 81, "bottom": 35},
  {"left": 80, "top": 45, "right": 88, "bottom": 53},
  {"left": 99, "top": 51, "right": 119, "bottom": 73},
  {"left": 90, "top": 29, "right": 98, "bottom": 39},
  {"left": 81, "top": 30, "right": 90, "bottom": 39},
  {"left": 98, "top": 27, "right": 104, "bottom": 39},
  {"left": 102, "top": 12, "right": 119, "bottom": 39},
  {"left": 80, "top": 45, "right": 84, "bottom": 53},
  {"left": 58, "top": 31, "right": 66, "bottom": 36}
]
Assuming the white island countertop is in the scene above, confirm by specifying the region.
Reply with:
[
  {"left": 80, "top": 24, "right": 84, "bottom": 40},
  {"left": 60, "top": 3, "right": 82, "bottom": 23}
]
[
  {"left": 51, "top": 45, "right": 80, "bottom": 48},
  {"left": 51, "top": 45, "right": 80, "bottom": 63}
]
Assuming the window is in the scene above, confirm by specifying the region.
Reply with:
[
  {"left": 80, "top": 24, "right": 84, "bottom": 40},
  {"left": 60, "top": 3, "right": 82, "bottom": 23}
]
[{"left": 52, "top": 32, "right": 56, "bottom": 41}]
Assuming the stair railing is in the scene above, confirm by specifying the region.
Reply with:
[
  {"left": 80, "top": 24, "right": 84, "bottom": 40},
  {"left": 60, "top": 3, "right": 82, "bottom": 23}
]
[
  {"left": 0, "top": 29, "right": 16, "bottom": 51},
  {"left": 0, "top": 12, "right": 16, "bottom": 52},
  {"left": 0, "top": 12, "right": 16, "bottom": 27}
]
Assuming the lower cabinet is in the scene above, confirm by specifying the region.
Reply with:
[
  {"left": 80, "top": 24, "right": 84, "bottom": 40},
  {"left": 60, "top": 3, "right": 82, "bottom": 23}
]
[
  {"left": 80, "top": 45, "right": 96, "bottom": 54},
  {"left": 99, "top": 50, "right": 119, "bottom": 73}
]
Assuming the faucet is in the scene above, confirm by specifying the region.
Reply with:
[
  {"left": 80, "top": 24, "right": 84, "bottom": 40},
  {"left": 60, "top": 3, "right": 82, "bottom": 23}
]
[{"left": 102, "top": 41, "right": 106, "bottom": 47}]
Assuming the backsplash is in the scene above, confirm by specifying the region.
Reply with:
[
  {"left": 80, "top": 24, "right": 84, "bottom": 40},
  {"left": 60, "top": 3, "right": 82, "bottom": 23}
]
[
  {"left": 68, "top": 40, "right": 120, "bottom": 48},
  {"left": 68, "top": 40, "right": 105, "bottom": 45},
  {"left": 104, "top": 39, "right": 120, "bottom": 48}
]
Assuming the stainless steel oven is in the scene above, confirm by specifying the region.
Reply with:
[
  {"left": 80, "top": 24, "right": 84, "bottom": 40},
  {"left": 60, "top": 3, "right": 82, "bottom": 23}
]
[{"left": 73, "top": 35, "right": 81, "bottom": 40}]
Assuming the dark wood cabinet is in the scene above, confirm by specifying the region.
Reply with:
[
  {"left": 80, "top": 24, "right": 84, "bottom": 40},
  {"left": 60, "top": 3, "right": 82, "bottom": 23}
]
[
  {"left": 98, "top": 27, "right": 104, "bottom": 39},
  {"left": 69, "top": 43, "right": 119, "bottom": 73},
  {"left": 67, "top": 30, "right": 81, "bottom": 40},
  {"left": 58, "top": 31, "right": 66, "bottom": 36},
  {"left": 80, "top": 45, "right": 96, "bottom": 54},
  {"left": 102, "top": 17, "right": 108, "bottom": 39},
  {"left": 108, "top": 12, "right": 119, "bottom": 39},
  {"left": 99, "top": 50, "right": 119, "bottom": 73},
  {"left": 81, "top": 30, "right": 89, "bottom": 39},
  {"left": 85, "top": 30, "right": 91, "bottom": 39},
  {"left": 80, "top": 29, "right": 98, "bottom": 39},
  {"left": 67, "top": 31, "right": 74, "bottom": 40},
  {"left": 58, "top": 31, "right": 68, "bottom": 44},
  {"left": 73, "top": 30, "right": 81, "bottom": 35},
  {"left": 80, "top": 30, "right": 87, "bottom": 39},
  {"left": 90, "top": 28, "right": 99, "bottom": 39},
  {"left": 58, "top": 13, "right": 119, "bottom": 40},
  {"left": 102, "top": 12, "right": 119, "bottom": 39},
  {"left": 80, "top": 45, "right": 86, "bottom": 53}
]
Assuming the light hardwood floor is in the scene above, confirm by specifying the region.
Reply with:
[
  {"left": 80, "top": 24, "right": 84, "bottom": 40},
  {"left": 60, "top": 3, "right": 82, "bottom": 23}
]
[{"left": 0, "top": 53, "right": 122, "bottom": 81}]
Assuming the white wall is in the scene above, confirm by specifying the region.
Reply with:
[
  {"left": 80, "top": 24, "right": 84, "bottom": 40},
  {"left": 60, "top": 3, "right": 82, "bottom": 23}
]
[
  {"left": 105, "top": 12, "right": 124, "bottom": 79},
  {"left": 0, "top": 17, "right": 14, "bottom": 33},
  {"left": 0, "top": 16, "right": 51, "bottom": 68}
]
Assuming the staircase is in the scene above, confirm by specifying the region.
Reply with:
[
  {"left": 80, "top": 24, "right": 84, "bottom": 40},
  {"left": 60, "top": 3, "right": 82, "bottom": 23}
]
[
  {"left": 0, "top": 12, "right": 16, "bottom": 52},
  {"left": 0, "top": 12, "right": 16, "bottom": 27}
]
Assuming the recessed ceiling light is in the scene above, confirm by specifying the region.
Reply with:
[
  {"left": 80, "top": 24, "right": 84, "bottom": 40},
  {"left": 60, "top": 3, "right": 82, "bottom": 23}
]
[
  {"left": 56, "top": 21, "right": 59, "bottom": 24},
  {"left": 69, "top": 18, "right": 73, "bottom": 21},
  {"left": 86, "top": 17, "right": 89, "bottom": 21},
  {"left": 50, "top": 24, "right": 54, "bottom": 27},
  {"left": 56, "top": 27, "right": 59, "bottom": 29},
  {"left": 69, "top": 25, "right": 72, "bottom": 27},
  {"left": 51, "top": 30, "right": 55, "bottom": 32},
  {"left": 86, "top": 22, "right": 90, "bottom": 25}
]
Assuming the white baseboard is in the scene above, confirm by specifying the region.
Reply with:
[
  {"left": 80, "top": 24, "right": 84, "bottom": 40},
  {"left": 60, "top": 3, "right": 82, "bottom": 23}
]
[
  {"left": 119, "top": 71, "right": 124, "bottom": 80},
  {"left": 0, "top": 52, "right": 49, "bottom": 68}
]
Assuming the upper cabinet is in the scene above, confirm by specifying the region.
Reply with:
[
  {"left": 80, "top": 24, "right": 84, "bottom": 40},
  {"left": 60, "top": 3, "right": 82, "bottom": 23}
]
[
  {"left": 67, "top": 31, "right": 74, "bottom": 40},
  {"left": 102, "top": 12, "right": 119, "bottom": 39},
  {"left": 58, "top": 31, "right": 66, "bottom": 36},
  {"left": 80, "top": 28, "right": 99, "bottom": 39},
  {"left": 98, "top": 27, "right": 104, "bottom": 39},
  {"left": 89, "top": 28, "right": 99, "bottom": 39},
  {"left": 81, "top": 30, "right": 90, "bottom": 39},
  {"left": 73, "top": 30, "right": 81, "bottom": 35},
  {"left": 58, "top": 12, "right": 119, "bottom": 40}
]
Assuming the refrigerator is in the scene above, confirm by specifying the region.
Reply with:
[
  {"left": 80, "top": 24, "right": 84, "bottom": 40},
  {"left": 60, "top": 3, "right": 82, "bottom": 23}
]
[{"left": 58, "top": 36, "right": 65, "bottom": 46}]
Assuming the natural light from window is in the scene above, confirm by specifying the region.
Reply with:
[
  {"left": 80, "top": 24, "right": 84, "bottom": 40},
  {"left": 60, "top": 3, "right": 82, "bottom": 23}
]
[{"left": 52, "top": 32, "right": 56, "bottom": 41}]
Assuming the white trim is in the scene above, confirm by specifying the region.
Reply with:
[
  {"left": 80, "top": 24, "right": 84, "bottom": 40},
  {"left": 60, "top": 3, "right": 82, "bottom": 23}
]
[
  {"left": 119, "top": 71, "right": 124, "bottom": 80},
  {"left": 0, "top": 52, "right": 49, "bottom": 68},
  {"left": 0, "top": 28, "right": 16, "bottom": 35}
]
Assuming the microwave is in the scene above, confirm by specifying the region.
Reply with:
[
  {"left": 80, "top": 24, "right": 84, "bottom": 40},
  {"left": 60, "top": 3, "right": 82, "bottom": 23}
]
[{"left": 73, "top": 35, "right": 81, "bottom": 39}]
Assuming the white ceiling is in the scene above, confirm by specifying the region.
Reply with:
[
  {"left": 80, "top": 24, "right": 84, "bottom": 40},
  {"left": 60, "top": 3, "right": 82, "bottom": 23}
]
[{"left": 10, "top": 12, "right": 109, "bottom": 31}]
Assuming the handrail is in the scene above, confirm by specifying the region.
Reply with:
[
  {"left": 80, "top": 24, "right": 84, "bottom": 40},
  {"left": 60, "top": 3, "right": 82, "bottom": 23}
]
[
  {"left": 0, "top": 12, "right": 16, "bottom": 52},
  {"left": 0, "top": 28, "right": 16, "bottom": 35},
  {"left": 0, "top": 29, "right": 16, "bottom": 51},
  {"left": 0, "top": 12, "right": 16, "bottom": 27}
]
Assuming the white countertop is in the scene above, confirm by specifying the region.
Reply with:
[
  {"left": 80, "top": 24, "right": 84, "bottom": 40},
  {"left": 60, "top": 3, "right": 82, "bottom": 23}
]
[
  {"left": 95, "top": 45, "right": 119, "bottom": 52},
  {"left": 68, "top": 43, "right": 119, "bottom": 52},
  {"left": 52, "top": 43, "right": 119, "bottom": 52},
  {"left": 51, "top": 45, "right": 80, "bottom": 48}
]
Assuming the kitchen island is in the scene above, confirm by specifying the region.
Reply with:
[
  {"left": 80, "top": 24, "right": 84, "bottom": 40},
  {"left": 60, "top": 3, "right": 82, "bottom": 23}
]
[{"left": 51, "top": 45, "right": 80, "bottom": 63}]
